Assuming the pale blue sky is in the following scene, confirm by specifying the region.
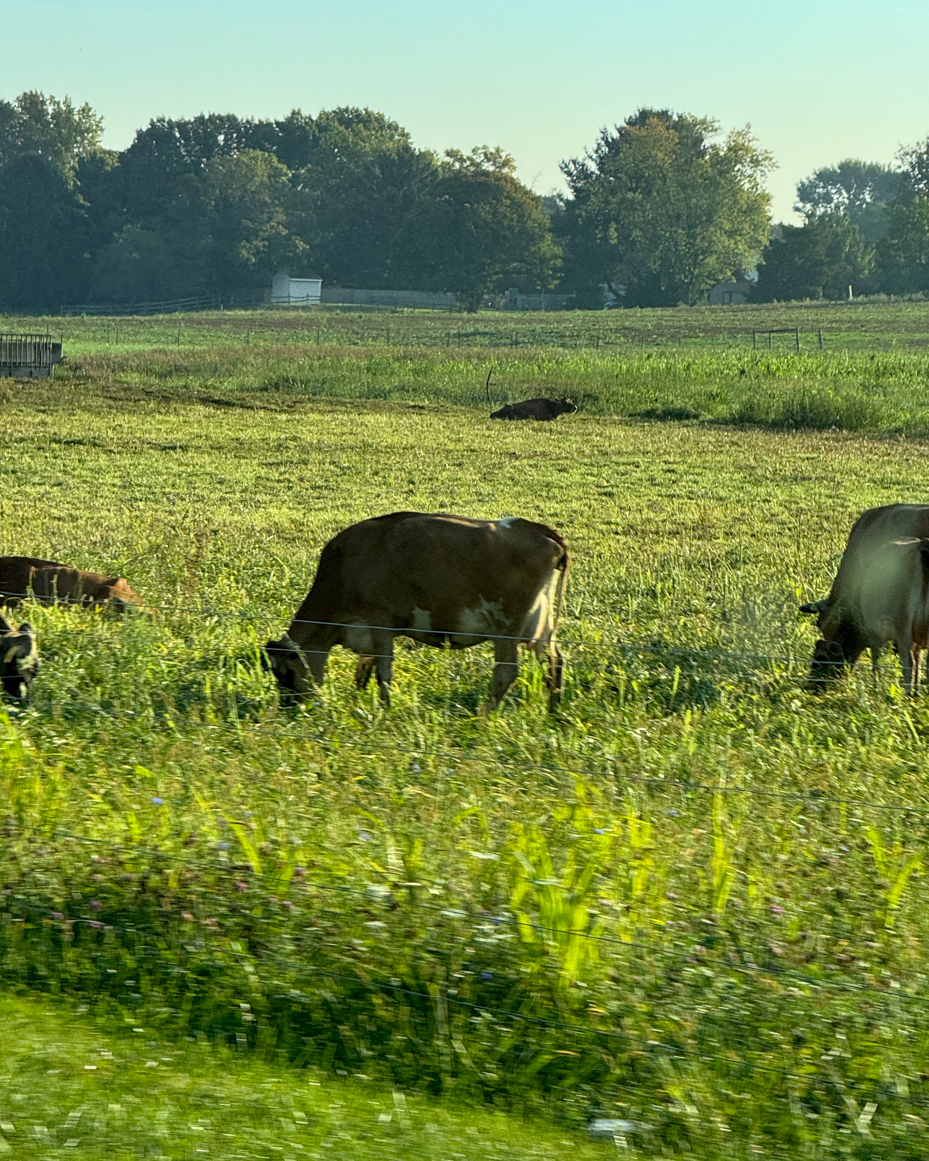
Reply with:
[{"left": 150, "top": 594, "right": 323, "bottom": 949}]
[{"left": 3, "top": 0, "right": 927, "bottom": 220}]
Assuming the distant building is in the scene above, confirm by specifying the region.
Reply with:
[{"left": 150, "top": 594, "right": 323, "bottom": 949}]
[
  {"left": 708, "top": 279, "right": 754, "bottom": 306},
  {"left": 271, "top": 272, "right": 322, "bottom": 305}
]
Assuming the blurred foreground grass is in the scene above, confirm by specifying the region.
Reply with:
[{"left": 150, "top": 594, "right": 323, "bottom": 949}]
[{"left": 0, "top": 994, "right": 618, "bottom": 1160}]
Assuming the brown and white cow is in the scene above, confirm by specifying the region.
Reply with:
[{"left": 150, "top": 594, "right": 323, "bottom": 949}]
[
  {"left": 0, "top": 615, "right": 38, "bottom": 700},
  {"left": 800, "top": 505, "right": 929, "bottom": 687},
  {"left": 0, "top": 556, "right": 142, "bottom": 613},
  {"left": 265, "top": 512, "right": 569, "bottom": 710},
  {"left": 490, "top": 397, "right": 577, "bottom": 422}
]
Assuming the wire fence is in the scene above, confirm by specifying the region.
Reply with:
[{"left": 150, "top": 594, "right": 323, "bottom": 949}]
[{"left": 7, "top": 884, "right": 929, "bottom": 1112}]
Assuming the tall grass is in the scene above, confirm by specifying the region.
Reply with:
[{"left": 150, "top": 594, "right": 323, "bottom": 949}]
[{"left": 2, "top": 321, "right": 929, "bottom": 1153}]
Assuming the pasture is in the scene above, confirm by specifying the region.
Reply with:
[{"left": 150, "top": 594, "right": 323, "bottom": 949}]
[{"left": 3, "top": 303, "right": 929, "bottom": 1157}]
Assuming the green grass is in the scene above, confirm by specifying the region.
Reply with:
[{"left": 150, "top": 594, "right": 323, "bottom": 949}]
[
  {"left": 0, "top": 994, "right": 619, "bottom": 1159},
  {"left": 3, "top": 305, "right": 929, "bottom": 1156}
]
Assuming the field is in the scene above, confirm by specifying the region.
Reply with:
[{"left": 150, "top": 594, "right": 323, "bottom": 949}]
[{"left": 3, "top": 301, "right": 929, "bottom": 1158}]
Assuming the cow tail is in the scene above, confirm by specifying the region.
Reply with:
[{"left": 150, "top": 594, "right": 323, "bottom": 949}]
[{"left": 551, "top": 542, "right": 569, "bottom": 635}]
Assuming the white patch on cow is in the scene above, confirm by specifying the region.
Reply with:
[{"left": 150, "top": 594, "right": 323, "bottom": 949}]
[
  {"left": 495, "top": 517, "right": 517, "bottom": 528},
  {"left": 411, "top": 607, "right": 433, "bottom": 631},
  {"left": 3, "top": 645, "right": 18, "bottom": 665},
  {"left": 520, "top": 590, "right": 554, "bottom": 645},
  {"left": 344, "top": 624, "right": 376, "bottom": 654},
  {"left": 455, "top": 598, "right": 507, "bottom": 643}
]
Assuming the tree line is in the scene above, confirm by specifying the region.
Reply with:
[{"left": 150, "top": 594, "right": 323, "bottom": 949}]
[{"left": 1, "top": 91, "right": 928, "bottom": 312}]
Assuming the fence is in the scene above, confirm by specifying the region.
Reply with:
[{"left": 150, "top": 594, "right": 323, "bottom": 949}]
[
  {"left": 60, "top": 294, "right": 221, "bottom": 317},
  {"left": 322, "top": 287, "right": 459, "bottom": 310}
]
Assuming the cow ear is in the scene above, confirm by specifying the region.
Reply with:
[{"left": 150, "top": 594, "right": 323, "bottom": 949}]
[
  {"left": 799, "top": 600, "right": 827, "bottom": 615},
  {"left": 103, "top": 576, "right": 121, "bottom": 587}
]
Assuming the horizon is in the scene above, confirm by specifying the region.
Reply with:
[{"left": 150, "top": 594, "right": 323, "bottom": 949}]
[{"left": 4, "top": 0, "right": 929, "bottom": 222}]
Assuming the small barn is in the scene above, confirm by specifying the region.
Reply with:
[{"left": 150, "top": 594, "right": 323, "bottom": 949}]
[
  {"left": 0, "top": 332, "right": 63, "bottom": 379},
  {"left": 271, "top": 272, "right": 322, "bottom": 305},
  {"left": 708, "top": 279, "right": 754, "bottom": 306}
]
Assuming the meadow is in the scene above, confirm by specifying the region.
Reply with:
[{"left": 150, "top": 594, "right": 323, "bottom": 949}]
[{"left": 3, "top": 302, "right": 929, "bottom": 1158}]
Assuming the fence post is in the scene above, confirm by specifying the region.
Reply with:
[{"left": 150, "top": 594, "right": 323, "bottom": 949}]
[{"left": 818, "top": 329, "right": 823, "bottom": 350}]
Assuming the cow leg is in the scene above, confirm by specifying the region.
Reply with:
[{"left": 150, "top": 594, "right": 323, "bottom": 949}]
[
  {"left": 370, "top": 632, "right": 394, "bottom": 708},
  {"left": 547, "top": 643, "right": 564, "bottom": 710},
  {"left": 532, "top": 639, "right": 564, "bottom": 710},
  {"left": 487, "top": 638, "right": 519, "bottom": 711},
  {"left": 354, "top": 656, "right": 376, "bottom": 690},
  {"left": 896, "top": 641, "right": 915, "bottom": 696}
]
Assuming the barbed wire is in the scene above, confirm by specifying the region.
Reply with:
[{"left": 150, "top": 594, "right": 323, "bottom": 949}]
[
  {"left": 0, "top": 586, "right": 821, "bottom": 663},
  {"left": 26, "top": 828, "right": 929, "bottom": 1010},
  {"left": 4, "top": 895, "right": 927, "bottom": 1107},
  {"left": 21, "top": 686, "right": 929, "bottom": 823}
]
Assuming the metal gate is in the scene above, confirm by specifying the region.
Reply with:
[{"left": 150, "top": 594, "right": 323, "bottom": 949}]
[{"left": 0, "top": 333, "right": 63, "bottom": 378}]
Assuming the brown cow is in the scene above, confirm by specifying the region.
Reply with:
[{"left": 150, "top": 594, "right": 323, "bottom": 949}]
[
  {"left": 0, "top": 556, "right": 142, "bottom": 613},
  {"left": 0, "top": 615, "right": 38, "bottom": 700},
  {"left": 800, "top": 505, "right": 929, "bottom": 686},
  {"left": 265, "top": 512, "right": 569, "bottom": 710},
  {"left": 490, "top": 397, "right": 577, "bottom": 422}
]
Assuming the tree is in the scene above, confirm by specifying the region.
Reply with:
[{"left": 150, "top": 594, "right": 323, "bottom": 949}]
[
  {"left": 899, "top": 135, "right": 929, "bottom": 198},
  {"left": 795, "top": 159, "right": 902, "bottom": 244},
  {"left": 560, "top": 109, "right": 772, "bottom": 307},
  {"left": 199, "top": 150, "right": 304, "bottom": 297},
  {"left": 875, "top": 198, "right": 929, "bottom": 294},
  {"left": 287, "top": 107, "right": 439, "bottom": 288},
  {"left": 423, "top": 146, "right": 561, "bottom": 311},
  {"left": 0, "top": 153, "right": 90, "bottom": 310},
  {"left": 0, "top": 91, "right": 103, "bottom": 179},
  {"left": 754, "top": 213, "right": 873, "bottom": 301}
]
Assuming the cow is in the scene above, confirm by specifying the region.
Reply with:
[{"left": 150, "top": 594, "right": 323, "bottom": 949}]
[
  {"left": 810, "top": 538, "right": 929, "bottom": 694},
  {"left": 799, "top": 504, "right": 929, "bottom": 688},
  {"left": 490, "top": 397, "right": 577, "bottom": 422},
  {"left": 0, "top": 615, "right": 38, "bottom": 700},
  {"left": 0, "top": 556, "right": 142, "bottom": 613},
  {"left": 264, "top": 512, "right": 569, "bottom": 711}
]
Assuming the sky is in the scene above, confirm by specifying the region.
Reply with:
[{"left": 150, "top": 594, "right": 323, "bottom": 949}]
[{"left": 3, "top": 0, "right": 929, "bottom": 222}]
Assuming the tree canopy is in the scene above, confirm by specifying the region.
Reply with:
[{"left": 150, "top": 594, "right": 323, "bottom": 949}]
[
  {"left": 795, "top": 159, "right": 901, "bottom": 244},
  {"left": 560, "top": 109, "right": 772, "bottom": 307}
]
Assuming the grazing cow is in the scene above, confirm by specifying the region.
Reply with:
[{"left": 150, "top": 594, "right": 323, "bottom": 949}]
[
  {"left": 810, "top": 538, "right": 929, "bottom": 693},
  {"left": 799, "top": 504, "right": 929, "bottom": 688},
  {"left": 0, "top": 556, "right": 142, "bottom": 613},
  {"left": 0, "top": 615, "right": 38, "bottom": 700},
  {"left": 800, "top": 504, "right": 929, "bottom": 623},
  {"left": 265, "top": 512, "right": 569, "bottom": 710},
  {"left": 490, "top": 397, "right": 577, "bottom": 422}
]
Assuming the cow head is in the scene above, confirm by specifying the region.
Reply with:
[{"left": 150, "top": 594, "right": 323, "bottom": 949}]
[
  {"left": 264, "top": 635, "right": 312, "bottom": 702},
  {"left": 809, "top": 637, "right": 846, "bottom": 687},
  {"left": 556, "top": 398, "right": 578, "bottom": 415},
  {"left": 85, "top": 576, "right": 142, "bottom": 614},
  {"left": 0, "top": 616, "right": 39, "bottom": 700}
]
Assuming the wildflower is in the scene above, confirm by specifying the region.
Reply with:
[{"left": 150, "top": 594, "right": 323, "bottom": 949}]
[
  {"left": 480, "top": 971, "right": 494, "bottom": 980},
  {"left": 89, "top": 920, "right": 102, "bottom": 929},
  {"left": 151, "top": 797, "right": 163, "bottom": 806},
  {"left": 593, "top": 828, "right": 607, "bottom": 834},
  {"left": 771, "top": 904, "right": 785, "bottom": 915},
  {"left": 217, "top": 842, "right": 231, "bottom": 851},
  {"left": 90, "top": 899, "right": 101, "bottom": 909},
  {"left": 235, "top": 881, "right": 248, "bottom": 892},
  {"left": 51, "top": 911, "right": 64, "bottom": 921},
  {"left": 181, "top": 912, "right": 194, "bottom": 922},
  {"left": 358, "top": 831, "right": 372, "bottom": 842}
]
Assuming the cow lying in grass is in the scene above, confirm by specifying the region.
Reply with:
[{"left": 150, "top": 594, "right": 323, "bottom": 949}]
[
  {"left": 490, "top": 397, "right": 577, "bottom": 422},
  {"left": 265, "top": 511, "right": 569, "bottom": 711},
  {"left": 0, "top": 615, "right": 38, "bottom": 700},
  {"left": 0, "top": 556, "right": 142, "bottom": 613}
]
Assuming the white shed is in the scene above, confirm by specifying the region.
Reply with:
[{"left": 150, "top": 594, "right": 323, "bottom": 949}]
[{"left": 271, "top": 271, "right": 322, "bottom": 305}]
